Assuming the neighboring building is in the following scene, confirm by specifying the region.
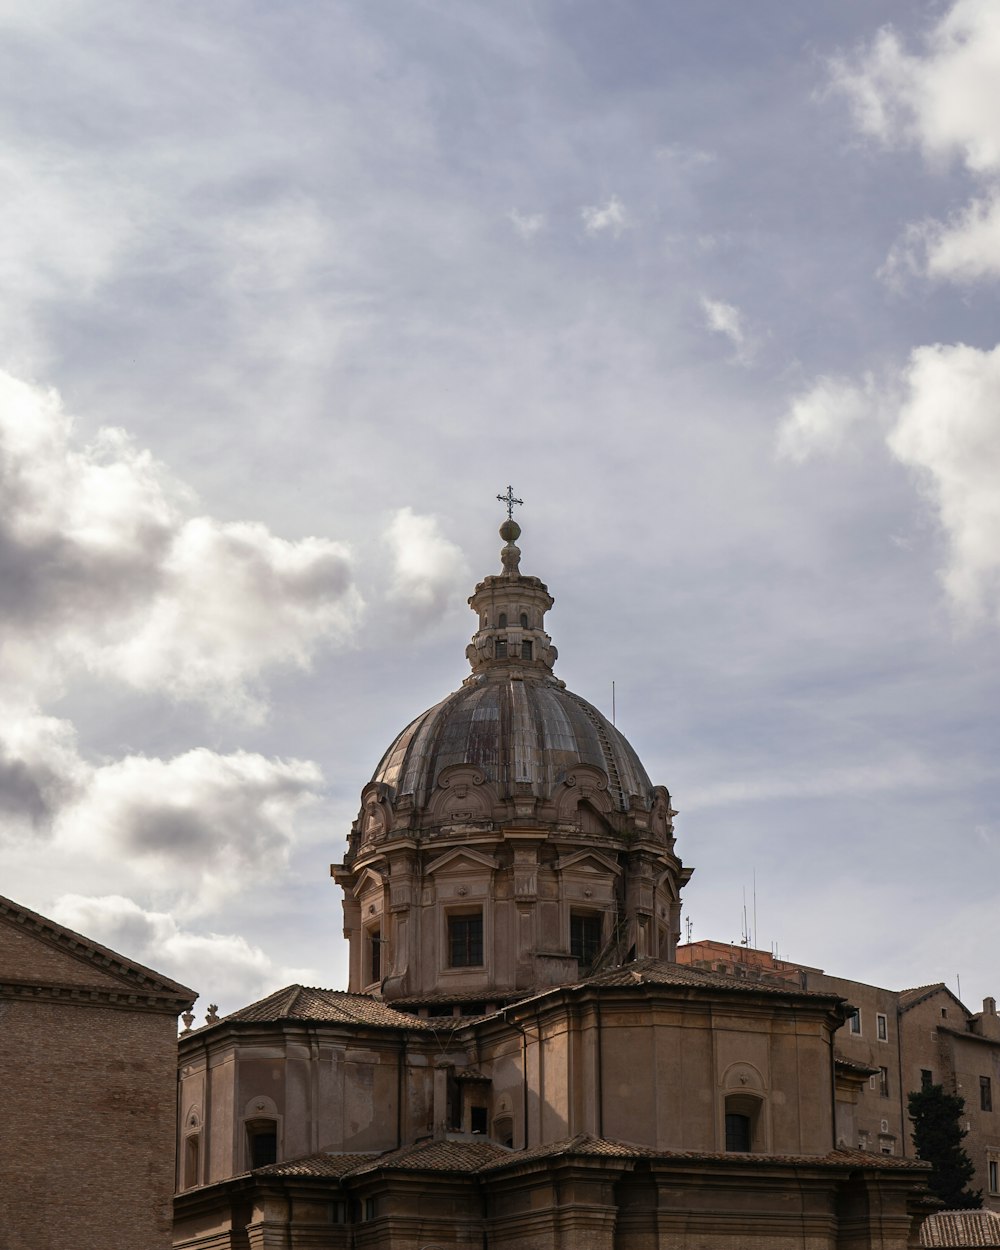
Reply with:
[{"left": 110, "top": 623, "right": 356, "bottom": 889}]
[
  {"left": 174, "top": 514, "right": 936, "bottom": 1249},
  {"left": 0, "top": 892, "right": 195, "bottom": 1250},
  {"left": 677, "top": 939, "right": 1000, "bottom": 1209}
]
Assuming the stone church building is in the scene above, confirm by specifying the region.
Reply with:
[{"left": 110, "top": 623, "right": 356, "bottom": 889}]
[{"left": 174, "top": 512, "right": 936, "bottom": 1249}]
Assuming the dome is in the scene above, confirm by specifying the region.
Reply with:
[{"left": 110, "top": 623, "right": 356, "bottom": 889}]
[{"left": 371, "top": 678, "right": 654, "bottom": 813}]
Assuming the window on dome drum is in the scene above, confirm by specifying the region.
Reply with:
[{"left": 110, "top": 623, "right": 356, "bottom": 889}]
[
  {"left": 570, "top": 913, "right": 602, "bottom": 970},
  {"left": 876, "top": 1012, "right": 888, "bottom": 1041},
  {"left": 981, "top": 1076, "right": 993, "bottom": 1112},
  {"left": 848, "top": 1009, "right": 861, "bottom": 1034},
  {"left": 522, "top": 640, "right": 533, "bottom": 660},
  {"left": 246, "top": 1120, "right": 277, "bottom": 1169},
  {"left": 520, "top": 613, "right": 528, "bottom": 628},
  {"left": 725, "top": 1112, "right": 751, "bottom": 1152},
  {"left": 498, "top": 613, "right": 507, "bottom": 628},
  {"left": 449, "top": 913, "right": 483, "bottom": 967},
  {"left": 494, "top": 638, "right": 507, "bottom": 659}
]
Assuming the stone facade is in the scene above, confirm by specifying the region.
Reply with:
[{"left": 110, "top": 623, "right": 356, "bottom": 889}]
[
  {"left": 677, "top": 939, "right": 1000, "bottom": 1210},
  {"left": 173, "top": 519, "right": 935, "bottom": 1249},
  {"left": 0, "top": 893, "right": 195, "bottom": 1250}
]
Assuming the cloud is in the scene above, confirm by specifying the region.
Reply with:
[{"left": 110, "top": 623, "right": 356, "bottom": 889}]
[
  {"left": 54, "top": 747, "right": 322, "bottom": 909},
  {"left": 882, "top": 190, "right": 1000, "bottom": 285},
  {"left": 887, "top": 341, "right": 1000, "bottom": 623},
  {"left": 580, "top": 194, "right": 629, "bottom": 238},
  {"left": 700, "top": 296, "right": 756, "bottom": 365},
  {"left": 0, "top": 370, "right": 362, "bottom": 719},
  {"left": 508, "top": 208, "right": 546, "bottom": 240},
  {"left": 830, "top": 2, "right": 1000, "bottom": 172},
  {"left": 831, "top": 2, "right": 1000, "bottom": 282},
  {"left": 776, "top": 373, "right": 878, "bottom": 462},
  {"left": 383, "top": 507, "right": 468, "bottom": 625},
  {"left": 50, "top": 894, "right": 320, "bottom": 1011}
]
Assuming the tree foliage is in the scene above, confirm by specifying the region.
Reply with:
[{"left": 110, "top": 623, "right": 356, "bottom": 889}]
[{"left": 908, "top": 1083, "right": 981, "bottom": 1209}]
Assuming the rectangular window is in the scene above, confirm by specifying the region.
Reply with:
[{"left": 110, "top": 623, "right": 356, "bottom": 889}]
[
  {"left": 725, "top": 1112, "right": 751, "bottom": 1152},
  {"left": 989, "top": 1159, "right": 999, "bottom": 1194},
  {"left": 848, "top": 1008, "right": 862, "bottom": 1035},
  {"left": 570, "top": 913, "right": 602, "bottom": 969},
  {"left": 470, "top": 1105, "right": 488, "bottom": 1134},
  {"left": 981, "top": 1076, "right": 993, "bottom": 1112},
  {"left": 921, "top": 1069, "right": 933, "bottom": 1089},
  {"left": 876, "top": 1012, "right": 888, "bottom": 1041},
  {"left": 369, "top": 928, "right": 381, "bottom": 982},
  {"left": 869, "top": 1074, "right": 878, "bottom": 1092},
  {"left": 521, "top": 640, "right": 533, "bottom": 660},
  {"left": 879, "top": 1067, "right": 889, "bottom": 1098},
  {"left": 448, "top": 913, "right": 483, "bottom": 967},
  {"left": 494, "top": 638, "right": 507, "bottom": 659}
]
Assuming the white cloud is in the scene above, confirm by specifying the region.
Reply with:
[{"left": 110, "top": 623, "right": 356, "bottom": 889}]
[
  {"left": 700, "top": 296, "right": 756, "bottom": 365},
  {"left": 580, "top": 194, "right": 629, "bottom": 238},
  {"left": 776, "top": 373, "right": 877, "bottom": 462},
  {"left": 50, "top": 894, "right": 320, "bottom": 1011},
  {"left": 54, "top": 746, "right": 322, "bottom": 910},
  {"left": 508, "top": 208, "right": 546, "bottom": 240},
  {"left": 831, "top": 2, "right": 1000, "bottom": 282},
  {"left": 830, "top": 2, "right": 1000, "bottom": 171},
  {"left": 0, "top": 370, "right": 362, "bottom": 719},
  {"left": 383, "top": 507, "right": 468, "bottom": 624},
  {"left": 888, "top": 341, "right": 1000, "bottom": 622}
]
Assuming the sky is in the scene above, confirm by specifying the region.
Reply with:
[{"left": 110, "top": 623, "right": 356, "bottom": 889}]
[{"left": 2, "top": 0, "right": 999, "bottom": 1021}]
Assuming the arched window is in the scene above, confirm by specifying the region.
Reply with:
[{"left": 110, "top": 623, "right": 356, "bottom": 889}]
[
  {"left": 498, "top": 612, "right": 507, "bottom": 628},
  {"left": 520, "top": 612, "right": 528, "bottom": 628}
]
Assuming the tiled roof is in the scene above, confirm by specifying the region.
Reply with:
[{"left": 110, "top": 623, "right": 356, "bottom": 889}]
[
  {"left": 834, "top": 1054, "right": 880, "bottom": 1076},
  {"left": 920, "top": 1209, "right": 1000, "bottom": 1247},
  {"left": 254, "top": 1152, "right": 377, "bottom": 1179},
  {"left": 483, "top": 1138, "right": 926, "bottom": 1172},
  {"left": 574, "top": 959, "right": 843, "bottom": 1001},
  {"left": 346, "top": 1138, "right": 512, "bottom": 1175},
  {"left": 215, "top": 985, "right": 432, "bottom": 1030},
  {"left": 900, "top": 984, "right": 948, "bottom": 1008}
]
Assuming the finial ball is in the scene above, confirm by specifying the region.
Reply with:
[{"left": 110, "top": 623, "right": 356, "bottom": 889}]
[{"left": 500, "top": 519, "right": 521, "bottom": 543}]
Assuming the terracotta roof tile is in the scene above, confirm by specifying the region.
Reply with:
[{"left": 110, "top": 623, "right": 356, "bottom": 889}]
[
  {"left": 347, "top": 1138, "right": 512, "bottom": 1175},
  {"left": 254, "top": 1152, "right": 377, "bottom": 1179},
  {"left": 215, "top": 985, "right": 432, "bottom": 1030},
  {"left": 574, "top": 959, "right": 842, "bottom": 1001},
  {"left": 920, "top": 1209, "right": 1000, "bottom": 1247}
]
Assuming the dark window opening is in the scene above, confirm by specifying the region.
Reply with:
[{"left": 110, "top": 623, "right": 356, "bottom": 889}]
[
  {"left": 879, "top": 1067, "right": 889, "bottom": 1098},
  {"left": 848, "top": 1009, "right": 861, "bottom": 1034},
  {"left": 877, "top": 1013, "right": 888, "bottom": 1041},
  {"left": 494, "top": 638, "right": 507, "bottom": 659},
  {"left": 449, "top": 913, "right": 483, "bottom": 967},
  {"left": 725, "top": 1113, "right": 751, "bottom": 1152},
  {"left": 982, "top": 1076, "right": 993, "bottom": 1112},
  {"left": 522, "top": 640, "right": 533, "bottom": 661},
  {"left": 369, "top": 928, "right": 381, "bottom": 982},
  {"left": 921, "top": 1069, "right": 933, "bottom": 1089},
  {"left": 471, "top": 1106, "right": 488, "bottom": 1134},
  {"left": 520, "top": 613, "right": 528, "bottom": 628},
  {"left": 428, "top": 1003, "right": 455, "bottom": 1017},
  {"left": 570, "top": 913, "right": 602, "bottom": 969},
  {"left": 248, "top": 1122, "right": 277, "bottom": 1169},
  {"left": 498, "top": 613, "right": 507, "bottom": 628}
]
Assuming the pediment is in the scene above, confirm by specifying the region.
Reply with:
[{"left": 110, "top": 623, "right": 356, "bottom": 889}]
[
  {"left": 553, "top": 849, "right": 621, "bottom": 876},
  {"left": 0, "top": 894, "right": 193, "bottom": 1004},
  {"left": 352, "top": 867, "right": 387, "bottom": 899},
  {"left": 425, "top": 847, "right": 498, "bottom": 876}
]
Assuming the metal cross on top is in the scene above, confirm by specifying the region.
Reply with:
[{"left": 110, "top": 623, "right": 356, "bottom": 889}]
[{"left": 497, "top": 485, "right": 524, "bottom": 521}]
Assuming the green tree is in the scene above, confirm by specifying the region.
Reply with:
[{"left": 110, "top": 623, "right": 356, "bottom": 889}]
[{"left": 907, "top": 1083, "right": 981, "bottom": 1209}]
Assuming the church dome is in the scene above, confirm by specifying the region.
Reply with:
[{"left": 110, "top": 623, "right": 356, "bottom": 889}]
[
  {"left": 371, "top": 678, "right": 654, "bottom": 813},
  {"left": 333, "top": 499, "right": 688, "bottom": 1002}
]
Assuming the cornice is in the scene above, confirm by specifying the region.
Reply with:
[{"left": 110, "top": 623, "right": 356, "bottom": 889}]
[{"left": 0, "top": 976, "right": 192, "bottom": 1015}]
